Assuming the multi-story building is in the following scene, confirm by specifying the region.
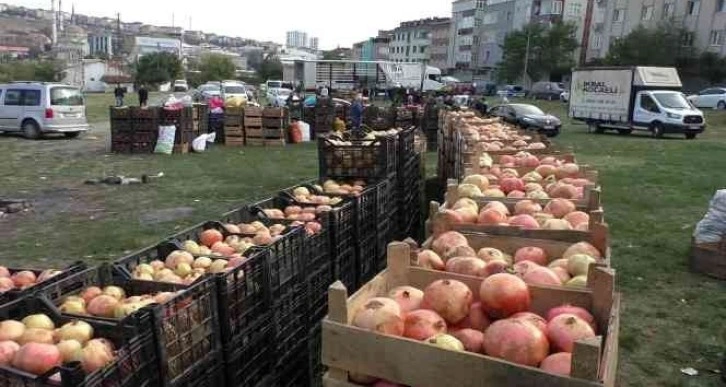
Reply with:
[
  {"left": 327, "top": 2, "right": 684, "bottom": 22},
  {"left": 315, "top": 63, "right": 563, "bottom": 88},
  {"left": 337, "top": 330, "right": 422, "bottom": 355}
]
[
  {"left": 448, "top": 0, "right": 486, "bottom": 75},
  {"left": 587, "top": 0, "right": 726, "bottom": 61},
  {"left": 531, "top": 0, "right": 590, "bottom": 63},
  {"left": 429, "top": 18, "right": 451, "bottom": 70},
  {"left": 389, "top": 17, "right": 449, "bottom": 64},
  {"left": 88, "top": 33, "right": 113, "bottom": 57},
  {"left": 309, "top": 37, "right": 319, "bottom": 50},
  {"left": 286, "top": 30, "right": 308, "bottom": 49},
  {"left": 478, "top": 0, "right": 522, "bottom": 73}
]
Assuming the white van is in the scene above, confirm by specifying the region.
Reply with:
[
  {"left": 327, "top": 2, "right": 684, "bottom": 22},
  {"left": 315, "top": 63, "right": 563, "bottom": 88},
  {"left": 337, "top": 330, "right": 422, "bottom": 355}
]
[{"left": 0, "top": 82, "right": 90, "bottom": 139}]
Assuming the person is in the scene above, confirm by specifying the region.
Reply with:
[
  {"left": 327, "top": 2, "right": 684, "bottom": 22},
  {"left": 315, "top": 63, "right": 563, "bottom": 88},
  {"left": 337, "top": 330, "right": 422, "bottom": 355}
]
[
  {"left": 474, "top": 95, "right": 489, "bottom": 116},
  {"left": 350, "top": 94, "right": 364, "bottom": 134},
  {"left": 138, "top": 85, "right": 149, "bottom": 107},
  {"left": 320, "top": 84, "right": 329, "bottom": 98},
  {"left": 114, "top": 84, "right": 126, "bottom": 107}
]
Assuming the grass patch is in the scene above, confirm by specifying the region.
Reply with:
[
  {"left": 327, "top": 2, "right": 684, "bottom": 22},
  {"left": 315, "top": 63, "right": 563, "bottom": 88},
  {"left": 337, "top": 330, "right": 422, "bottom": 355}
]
[{"left": 1, "top": 94, "right": 726, "bottom": 386}]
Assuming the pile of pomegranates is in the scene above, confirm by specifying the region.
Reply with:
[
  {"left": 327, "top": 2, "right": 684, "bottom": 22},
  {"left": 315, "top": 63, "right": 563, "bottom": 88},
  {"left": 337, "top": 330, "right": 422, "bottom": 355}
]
[
  {"left": 57, "top": 285, "right": 180, "bottom": 319},
  {"left": 437, "top": 197, "right": 593, "bottom": 232},
  {"left": 0, "top": 313, "right": 116, "bottom": 378},
  {"left": 421, "top": 231, "right": 604, "bottom": 288},
  {"left": 349, "top": 274, "right": 600, "bottom": 385},
  {"left": 0, "top": 266, "right": 64, "bottom": 294},
  {"left": 260, "top": 206, "right": 325, "bottom": 236}
]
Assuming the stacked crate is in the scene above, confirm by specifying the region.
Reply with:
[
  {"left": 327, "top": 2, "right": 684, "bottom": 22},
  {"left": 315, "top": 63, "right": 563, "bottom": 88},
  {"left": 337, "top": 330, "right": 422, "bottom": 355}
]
[
  {"left": 422, "top": 103, "right": 440, "bottom": 150},
  {"left": 314, "top": 98, "right": 335, "bottom": 136},
  {"left": 395, "top": 127, "right": 424, "bottom": 241},
  {"left": 255, "top": 107, "right": 287, "bottom": 146},
  {"left": 161, "top": 107, "right": 197, "bottom": 154},
  {"left": 224, "top": 107, "right": 245, "bottom": 146},
  {"left": 193, "top": 103, "right": 210, "bottom": 135},
  {"left": 110, "top": 106, "right": 159, "bottom": 154}
]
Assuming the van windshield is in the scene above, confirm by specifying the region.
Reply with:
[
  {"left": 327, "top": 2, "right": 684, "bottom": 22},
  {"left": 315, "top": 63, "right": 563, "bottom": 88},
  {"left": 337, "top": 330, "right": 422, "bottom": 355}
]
[
  {"left": 51, "top": 87, "right": 84, "bottom": 106},
  {"left": 224, "top": 86, "right": 246, "bottom": 94},
  {"left": 267, "top": 81, "right": 282, "bottom": 89},
  {"left": 653, "top": 92, "right": 691, "bottom": 109}
]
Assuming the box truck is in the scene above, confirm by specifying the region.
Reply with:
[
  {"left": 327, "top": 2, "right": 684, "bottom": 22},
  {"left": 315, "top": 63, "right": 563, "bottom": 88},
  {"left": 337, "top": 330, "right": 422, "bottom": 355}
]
[
  {"left": 569, "top": 66, "right": 705, "bottom": 139},
  {"left": 282, "top": 60, "right": 444, "bottom": 93}
]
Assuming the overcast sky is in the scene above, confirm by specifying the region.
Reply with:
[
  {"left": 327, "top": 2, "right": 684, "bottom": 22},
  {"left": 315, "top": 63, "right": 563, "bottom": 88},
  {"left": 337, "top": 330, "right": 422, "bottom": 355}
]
[{"left": 7, "top": 0, "right": 452, "bottom": 49}]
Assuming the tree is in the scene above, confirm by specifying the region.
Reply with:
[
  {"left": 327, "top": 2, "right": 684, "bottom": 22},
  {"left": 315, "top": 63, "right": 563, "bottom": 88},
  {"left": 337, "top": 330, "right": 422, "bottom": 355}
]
[
  {"left": 696, "top": 52, "right": 726, "bottom": 84},
  {"left": 133, "top": 52, "right": 182, "bottom": 86},
  {"left": 605, "top": 24, "right": 694, "bottom": 67},
  {"left": 0, "top": 60, "right": 62, "bottom": 83},
  {"left": 497, "top": 22, "right": 579, "bottom": 84},
  {"left": 257, "top": 56, "right": 282, "bottom": 81},
  {"left": 198, "top": 54, "right": 237, "bottom": 83}
]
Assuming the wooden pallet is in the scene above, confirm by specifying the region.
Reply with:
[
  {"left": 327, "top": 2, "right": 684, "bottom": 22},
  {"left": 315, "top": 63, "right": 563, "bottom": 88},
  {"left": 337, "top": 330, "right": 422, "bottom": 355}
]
[
  {"left": 323, "top": 242, "right": 620, "bottom": 387},
  {"left": 225, "top": 136, "right": 245, "bottom": 147}
]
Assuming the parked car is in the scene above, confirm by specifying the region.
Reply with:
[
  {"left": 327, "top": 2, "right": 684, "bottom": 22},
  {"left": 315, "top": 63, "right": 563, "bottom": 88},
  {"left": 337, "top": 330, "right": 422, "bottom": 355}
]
[
  {"left": 488, "top": 103, "right": 562, "bottom": 137},
  {"left": 221, "top": 82, "right": 249, "bottom": 102},
  {"left": 687, "top": 87, "right": 726, "bottom": 109},
  {"left": 267, "top": 88, "right": 292, "bottom": 107},
  {"left": 173, "top": 80, "right": 189, "bottom": 93},
  {"left": 192, "top": 84, "right": 222, "bottom": 102},
  {"left": 531, "top": 81, "right": 565, "bottom": 100},
  {"left": 496, "top": 85, "right": 527, "bottom": 98},
  {"left": 0, "top": 82, "right": 89, "bottom": 139}
]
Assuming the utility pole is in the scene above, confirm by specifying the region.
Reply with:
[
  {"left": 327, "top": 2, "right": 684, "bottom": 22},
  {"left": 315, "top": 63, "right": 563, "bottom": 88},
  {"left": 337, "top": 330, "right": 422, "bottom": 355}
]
[{"left": 523, "top": 26, "right": 531, "bottom": 88}]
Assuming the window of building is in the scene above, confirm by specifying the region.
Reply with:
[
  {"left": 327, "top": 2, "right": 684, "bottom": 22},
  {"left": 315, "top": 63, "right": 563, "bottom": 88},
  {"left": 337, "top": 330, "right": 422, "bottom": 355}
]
[
  {"left": 420, "top": 46, "right": 426, "bottom": 53},
  {"left": 613, "top": 9, "right": 624, "bottom": 22},
  {"left": 567, "top": 2, "right": 582, "bottom": 17},
  {"left": 710, "top": 30, "right": 724, "bottom": 45},
  {"left": 682, "top": 32, "right": 695, "bottom": 46},
  {"left": 641, "top": 5, "right": 654, "bottom": 20},
  {"left": 687, "top": 0, "right": 701, "bottom": 15},
  {"left": 412, "top": 46, "right": 417, "bottom": 53},
  {"left": 463, "top": 9, "right": 476, "bottom": 17},
  {"left": 663, "top": 2, "right": 675, "bottom": 17},
  {"left": 552, "top": 0, "right": 563, "bottom": 14},
  {"left": 477, "top": 0, "right": 486, "bottom": 9},
  {"left": 718, "top": 0, "right": 726, "bottom": 12},
  {"left": 485, "top": 50, "right": 491, "bottom": 62},
  {"left": 593, "top": 34, "right": 602, "bottom": 49}
]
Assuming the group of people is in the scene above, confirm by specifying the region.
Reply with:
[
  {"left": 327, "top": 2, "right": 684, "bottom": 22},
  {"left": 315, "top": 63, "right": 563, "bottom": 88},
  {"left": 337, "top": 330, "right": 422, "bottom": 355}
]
[{"left": 114, "top": 84, "right": 149, "bottom": 108}]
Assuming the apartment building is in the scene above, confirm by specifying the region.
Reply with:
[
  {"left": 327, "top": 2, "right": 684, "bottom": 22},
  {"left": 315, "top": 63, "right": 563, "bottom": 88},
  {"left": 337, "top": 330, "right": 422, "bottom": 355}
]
[
  {"left": 448, "top": 0, "right": 486, "bottom": 71},
  {"left": 479, "top": 0, "right": 523, "bottom": 71},
  {"left": 389, "top": 17, "right": 449, "bottom": 64},
  {"left": 587, "top": 0, "right": 726, "bottom": 61},
  {"left": 429, "top": 18, "right": 452, "bottom": 69}
]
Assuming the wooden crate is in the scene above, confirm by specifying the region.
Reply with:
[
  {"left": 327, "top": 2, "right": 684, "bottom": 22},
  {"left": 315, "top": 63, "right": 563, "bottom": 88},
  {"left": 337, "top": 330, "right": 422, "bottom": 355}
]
[
  {"left": 225, "top": 136, "right": 245, "bottom": 147},
  {"left": 226, "top": 106, "right": 244, "bottom": 116},
  {"left": 245, "top": 127, "right": 263, "bottom": 138},
  {"left": 262, "top": 128, "right": 285, "bottom": 139},
  {"left": 244, "top": 106, "right": 262, "bottom": 117},
  {"left": 173, "top": 142, "right": 189, "bottom": 154},
  {"left": 225, "top": 126, "right": 244, "bottom": 137},
  {"left": 263, "top": 117, "right": 287, "bottom": 129},
  {"left": 323, "top": 242, "right": 620, "bottom": 387},
  {"left": 244, "top": 116, "right": 263, "bottom": 127},
  {"left": 263, "top": 107, "right": 286, "bottom": 118},
  {"left": 689, "top": 239, "right": 726, "bottom": 280},
  {"left": 245, "top": 138, "right": 286, "bottom": 147},
  {"left": 225, "top": 115, "right": 243, "bottom": 127}
]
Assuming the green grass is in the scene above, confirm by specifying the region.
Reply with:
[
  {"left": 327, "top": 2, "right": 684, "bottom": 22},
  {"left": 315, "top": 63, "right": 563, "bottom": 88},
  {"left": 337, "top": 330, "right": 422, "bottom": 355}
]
[{"left": 1, "top": 94, "right": 725, "bottom": 386}]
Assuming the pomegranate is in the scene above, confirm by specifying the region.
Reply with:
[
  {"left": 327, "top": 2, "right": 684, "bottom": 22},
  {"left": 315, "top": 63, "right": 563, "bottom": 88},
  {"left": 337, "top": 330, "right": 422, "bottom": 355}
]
[
  {"left": 349, "top": 373, "right": 379, "bottom": 385},
  {"left": 17, "top": 328, "right": 55, "bottom": 345},
  {"left": 455, "top": 302, "right": 491, "bottom": 332},
  {"left": 483, "top": 201, "right": 510, "bottom": 216},
  {"left": 352, "top": 298, "right": 404, "bottom": 336},
  {"left": 387, "top": 286, "right": 424, "bottom": 313},
  {"left": 164, "top": 250, "right": 195, "bottom": 270},
  {"left": 450, "top": 328, "right": 484, "bottom": 353},
  {"left": 86, "top": 338, "right": 115, "bottom": 353},
  {"left": 426, "top": 333, "right": 465, "bottom": 351},
  {"left": 507, "top": 190, "right": 526, "bottom": 199},
  {"left": 457, "top": 183, "right": 483, "bottom": 198},
  {"left": 445, "top": 257, "right": 486, "bottom": 277},
  {"left": 422, "top": 279, "right": 472, "bottom": 324},
  {"left": 200, "top": 229, "right": 224, "bottom": 248},
  {"left": 514, "top": 200, "right": 543, "bottom": 216},
  {"left": 479, "top": 273, "right": 531, "bottom": 319},
  {"left": 548, "top": 259, "right": 569, "bottom": 270},
  {"left": 483, "top": 319, "right": 549, "bottom": 366},
  {"left": 417, "top": 250, "right": 445, "bottom": 271},
  {"left": 462, "top": 174, "right": 489, "bottom": 191},
  {"left": 543, "top": 219, "right": 573, "bottom": 230},
  {"left": 564, "top": 211, "right": 590, "bottom": 228},
  {"left": 563, "top": 242, "right": 602, "bottom": 260},
  {"left": 37, "top": 270, "right": 62, "bottom": 283},
  {"left": 81, "top": 341, "right": 115, "bottom": 374},
  {"left": 443, "top": 245, "right": 477, "bottom": 261},
  {"left": 56, "top": 340, "right": 83, "bottom": 363},
  {"left": 56, "top": 320, "right": 94, "bottom": 344},
  {"left": 549, "top": 184, "right": 579, "bottom": 200},
  {"left": 403, "top": 310, "right": 447, "bottom": 341},
  {"left": 452, "top": 198, "right": 479, "bottom": 212},
  {"left": 483, "top": 260, "right": 510, "bottom": 277},
  {"left": 0, "top": 277, "right": 14, "bottom": 292},
  {"left": 431, "top": 232, "right": 469, "bottom": 256},
  {"left": 523, "top": 266, "right": 563, "bottom": 286},
  {"left": 87, "top": 295, "right": 120, "bottom": 318},
  {"left": 512, "top": 260, "right": 540, "bottom": 278},
  {"left": 556, "top": 163, "right": 580, "bottom": 179},
  {"left": 567, "top": 254, "right": 597, "bottom": 277},
  {"left": 0, "top": 340, "right": 20, "bottom": 365},
  {"left": 483, "top": 188, "right": 506, "bottom": 198},
  {"left": 547, "top": 305, "right": 597, "bottom": 332},
  {"left": 540, "top": 352, "right": 572, "bottom": 376},
  {"left": 21, "top": 314, "right": 54, "bottom": 330},
  {"left": 544, "top": 199, "right": 576, "bottom": 218},
  {"left": 535, "top": 164, "right": 557, "bottom": 178},
  {"left": 514, "top": 247, "right": 548, "bottom": 266},
  {"left": 547, "top": 314, "right": 596, "bottom": 352},
  {"left": 0, "top": 320, "right": 25, "bottom": 341},
  {"left": 508, "top": 214, "right": 540, "bottom": 230},
  {"left": 80, "top": 287, "right": 103, "bottom": 304},
  {"left": 477, "top": 247, "right": 507, "bottom": 263},
  {"left": 11, "top": 271, "right": 36, "bottom": 288},
  {"left": 478, "top": 208, "right": 508, "bottom": 225},
  {"left": 0, "top": 266, "right": 9, "bottom": 278},
  {"left": 500, "top": 178, "right": 525, "bottom": 194},
  {"left": 552, "top": 267, "right": 572, "bottom": 283},
  {"left": 13, "top": 343, "right": 61, "bottom": 375},
  {"left": 511, "top": 312, "right": 547, "bottom": 335}
]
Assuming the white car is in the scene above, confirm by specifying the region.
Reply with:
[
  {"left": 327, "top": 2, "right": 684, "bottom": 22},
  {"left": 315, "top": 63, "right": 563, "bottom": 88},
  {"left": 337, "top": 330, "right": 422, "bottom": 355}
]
[
  {"left": 173, "top": 80, "right": 188, "bottom": 92},
  {"left": 687, "top": 87, "right": 726, "bottom": 109},
  {"left": 221, "top": 82, "right": 248, "bottom": 102}
]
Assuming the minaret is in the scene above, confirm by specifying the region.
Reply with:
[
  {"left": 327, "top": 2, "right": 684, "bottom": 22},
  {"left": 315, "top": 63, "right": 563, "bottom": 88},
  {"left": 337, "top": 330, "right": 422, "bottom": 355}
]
[
  {"left": 51, "top": 0, "right": 57, "bottom": 45},
  {"left": 58, "top": 0, "right": 64, "bottom": 32}
]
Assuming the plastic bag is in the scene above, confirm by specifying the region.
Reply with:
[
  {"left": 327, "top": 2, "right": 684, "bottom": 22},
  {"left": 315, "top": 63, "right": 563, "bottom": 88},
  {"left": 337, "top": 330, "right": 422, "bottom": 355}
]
[
  {"left": 694, "top": 189, "right": 726, "bottom": 243},
  {"left": 154, "top": 125, "right": 176, "bottom": 154},
  {"left": 192, "top": 133, "right": 216, "bottom": 152},
  {"left": 299, "top": 121, "right": 311, "bottom": 142},
  {"left": 289, "top": 121, "right": 302, "bottom": 144}
]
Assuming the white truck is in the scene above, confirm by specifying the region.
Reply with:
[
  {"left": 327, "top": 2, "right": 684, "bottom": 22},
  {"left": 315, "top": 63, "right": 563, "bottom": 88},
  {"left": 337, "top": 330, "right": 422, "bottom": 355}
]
[
  {"left": 569, "top": 66, "right": 705, "bottom": 139},
  {"left": 282, "top": 60, "right": 444, "bottom": 93}
]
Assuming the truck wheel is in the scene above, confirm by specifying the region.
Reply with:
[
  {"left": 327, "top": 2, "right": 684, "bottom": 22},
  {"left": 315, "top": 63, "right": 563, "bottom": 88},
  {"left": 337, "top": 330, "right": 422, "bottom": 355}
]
[
  {"left": 651, "top": 123, "right": 664, "bottom": 138},
  {"left": 685, "top": 133, "right": 697, "bottom": 140},
  {"left": 617, "top": 129, "right": 632, "bottom": 135},
  {"left": 22, "top": 119, "right": 41, "bottom": 140},
  {"left": 718, "top": 101, "right": 726, "bottom": 110},
  {"left": 64, "top": 132, "right": 81, "bottom": 139},
  {"left": 587, "top": 122, "right": 604, "bottom": 134}
]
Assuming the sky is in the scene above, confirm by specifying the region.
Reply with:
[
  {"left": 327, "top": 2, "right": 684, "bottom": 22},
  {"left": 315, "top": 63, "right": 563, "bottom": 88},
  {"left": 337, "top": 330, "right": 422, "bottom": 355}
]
[{"left": 7, "top": 0, "right": 452, "bottom": 49}]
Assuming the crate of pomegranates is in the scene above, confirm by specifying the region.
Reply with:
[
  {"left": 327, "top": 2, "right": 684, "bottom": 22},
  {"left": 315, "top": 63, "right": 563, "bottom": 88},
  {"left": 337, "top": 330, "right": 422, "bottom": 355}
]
[
  {"left": 0, "top": 261, "right": 87, "bottom": 306},
  {"left": 0, "top": 295, "right": 160, "bottom": 387},
  {"left": 36, "top": 266, "right": 221, "bottom": 387},
  {"left": 321, "top": 242, "right": 619, "bottom": 387}
]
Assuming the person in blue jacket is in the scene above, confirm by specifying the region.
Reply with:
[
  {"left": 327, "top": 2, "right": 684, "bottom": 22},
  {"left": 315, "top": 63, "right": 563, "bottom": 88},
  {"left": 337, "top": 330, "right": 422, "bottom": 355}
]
[{"left": 350, "top": 94, "right": 364, "bottom": 134}]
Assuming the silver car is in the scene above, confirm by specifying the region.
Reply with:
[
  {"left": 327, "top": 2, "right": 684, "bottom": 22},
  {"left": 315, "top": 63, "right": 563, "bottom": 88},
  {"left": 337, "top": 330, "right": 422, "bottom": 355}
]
[{"left": 0, "top": 82, "right": 89, "bottom": 139}]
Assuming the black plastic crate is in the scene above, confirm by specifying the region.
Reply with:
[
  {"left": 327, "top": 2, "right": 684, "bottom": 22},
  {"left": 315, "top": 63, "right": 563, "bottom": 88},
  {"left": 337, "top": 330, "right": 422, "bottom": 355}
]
[
  {"left": 273, "top": 283, "right": 307, "bottom": 366},
  {"left": 318, "top": 135, "right": 397, "bottom": 179},
  {"left": 334, "top": 245, "right": 356, "bottom": 293},
  {"left": 356, "top": 233, "right": 379, "bottom": 287},
  {"left": 223, "top": 322, "right": 273, "bottom": 387},
  {"left": 0, "top": 296, "right": 160, "bottom": 387},
  {"left": 172, "top": 351, "right": 226, "bottom": 387},
  {"left": 376, "top": 217, "right": 395, "bottom": 272},
  {"left": 308, "top": 324, "right": 324, "bottom": 387},
  {"left": 38, "top": 266, "right": 221, "bottom": 387},
  {"left": 376, "top": 173, "right": 398, "bottom": 220},
  {"left": 307, "top": 261, "right": 333, "bottom": 324},
  {"left": 0, "top": 261, "right": 86, "bottom": 306},
  {"left": 397, "top": 126, "right": 417, "bottom": 162},
  {"left": 274, "top": 341, "right": 309, "bottom": 387}
]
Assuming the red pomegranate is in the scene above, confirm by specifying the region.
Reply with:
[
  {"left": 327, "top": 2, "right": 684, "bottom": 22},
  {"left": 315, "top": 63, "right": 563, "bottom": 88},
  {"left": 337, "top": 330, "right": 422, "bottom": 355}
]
[
  {"left": 508, "top": 215, "right": 540, "bottom": 230},
  {"left": 417, "top": 250, "right": 445, "bottom": 271},
  {"left": 478, "top": 209, "right": 508, "bottom": 225},
  {"left": 511, "top": 312, "right": 547, "bottom": 335},
  {"left": 483, "top": 260, "right": 510, "bottom": 277},
  {"left": 431, "top": 232, "right": 469, "bottom": 256},
  {"left": 455, "top": 302, "right": 491, "bottom": 332},
  {"left": 540, "top": 352, "right": 572, "bottom": 376},
  {"left": 547, "top": 305, "right": 597, "bottom": 332},
  {"left": 12, "top": 343, "right": 61, "bottom": 375},
  {"left": 450, "top": 328, "right": 485, "bottom": 353},
  {"left": 422, "top": 279, "right": 473, "bottom": 324},
  {"left": 446, "top": 257, "right": 486, "bottom": 277},
  {"left": 514, "top": 200, "right": 543, "bottom": 216},
  {"left": 483, "top": 318, "right": 550, "bottom": 366},
  {"left": 523, "top": 267, "right": 562, "bottom": 286},
  {"left": 479, "top": 273, "right": 531, "bottom": 319},
  {"left": 512, "top": 260, "right": 540, "bottom": 278},
  {"left": 514, "top": 247, "right": 548, "bottom": 266},
  {"left": 500, "top": 178, "right": 525, "bottom": 194},
  {"left": 546, "top": 314, "right": 596, "bottom": 352},
  {"left": 388, "top": 286, "right": 424, "bottom": 313},
  {"left": 352, "top": 298, "right": 404, "bottom": 336},
  {"left": 403, "top": 310, "right": 447, "bottom": 341}
]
